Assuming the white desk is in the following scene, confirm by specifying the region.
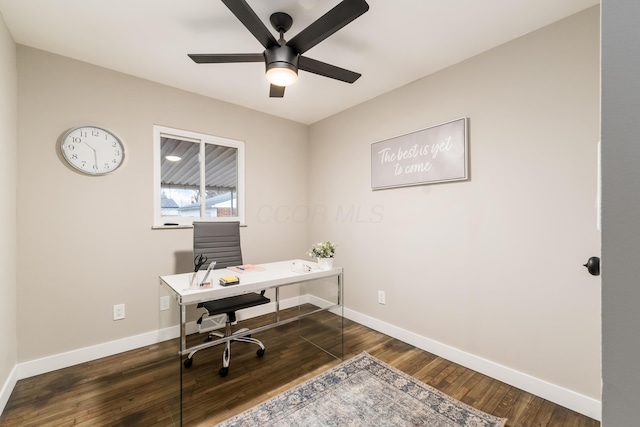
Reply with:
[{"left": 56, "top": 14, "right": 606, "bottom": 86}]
[{"left": 159, "top": 259, "right": 343, "bottom": 360}]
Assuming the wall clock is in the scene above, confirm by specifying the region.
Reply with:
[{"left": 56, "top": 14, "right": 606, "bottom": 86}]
[{"left": 60, "top": 125, "right": 125, "bottom": 175}]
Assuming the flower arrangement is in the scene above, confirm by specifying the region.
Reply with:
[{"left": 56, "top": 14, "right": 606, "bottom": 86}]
[{"left": 307, "top": 241, "right": 337, "bottom": 259}]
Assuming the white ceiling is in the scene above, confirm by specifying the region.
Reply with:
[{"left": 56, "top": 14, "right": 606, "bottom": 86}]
[{"left": 0, "top": 0, "right": 599, "bottom": 125}]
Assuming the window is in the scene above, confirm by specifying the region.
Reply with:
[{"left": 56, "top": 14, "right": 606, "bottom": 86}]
[{"left": 153, "top": 125, "right": 245, "bottom": 227}]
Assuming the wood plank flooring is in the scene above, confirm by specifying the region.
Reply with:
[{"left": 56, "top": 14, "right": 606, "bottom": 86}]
[{"left": 0, "top": 309, "right": 600, "bottom": 426}]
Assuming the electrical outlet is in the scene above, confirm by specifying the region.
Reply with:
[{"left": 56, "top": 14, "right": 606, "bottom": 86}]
[
  {"left": 113, "top": 304, "right": 125, "bottom": 320},
  {"left": 377, "top": 291, "right": 386, "bottom": 305},
  {"left": 160, "top": 296, "right": 170, "bottom": 311}
]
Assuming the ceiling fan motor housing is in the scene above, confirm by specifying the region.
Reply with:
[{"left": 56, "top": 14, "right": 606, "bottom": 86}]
[{"left": 265, "top": 45, "right": 299, "bottom": 73}]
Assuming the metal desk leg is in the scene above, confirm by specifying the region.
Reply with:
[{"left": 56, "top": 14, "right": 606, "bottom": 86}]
[
  {"left": 180, "top": 304, "right": 187, "bottom": 353},
  {"left": 275, "top": 287, "right": 280, "bottom": 322}
]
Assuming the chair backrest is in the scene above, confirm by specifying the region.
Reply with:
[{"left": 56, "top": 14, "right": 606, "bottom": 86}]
[{"left": 193, "top": 221, "right": 243, "bottom": 270}]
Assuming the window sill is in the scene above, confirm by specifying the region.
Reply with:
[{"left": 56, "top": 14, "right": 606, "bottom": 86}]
[
  {"left": 152, "top": 224, "right": 193, "bottom": 230},
  {"left": 152, "top": 223, "right": 247, "bottom": 230}
]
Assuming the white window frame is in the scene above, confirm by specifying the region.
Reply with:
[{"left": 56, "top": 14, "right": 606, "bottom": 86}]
[{"left": 153, "top": 125, "right": 245, "bottom": 227}]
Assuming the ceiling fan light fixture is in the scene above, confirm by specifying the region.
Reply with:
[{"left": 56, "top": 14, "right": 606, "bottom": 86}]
[{"left": 266, "top": 63, "right": 298, "bottom": 87}]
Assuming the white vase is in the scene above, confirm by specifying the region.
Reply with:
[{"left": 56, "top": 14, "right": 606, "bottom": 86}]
[{"left": 318, "top": 258, "right": 334, "bottom": 270}]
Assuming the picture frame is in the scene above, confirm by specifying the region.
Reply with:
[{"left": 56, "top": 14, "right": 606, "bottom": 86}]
[{"left": 371, "top": 117, "right": 468, "bottom": 190}]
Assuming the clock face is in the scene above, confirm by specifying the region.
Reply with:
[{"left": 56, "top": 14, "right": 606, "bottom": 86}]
[{"left": 60, "top": 126, "right": 125, "bottom": 175}]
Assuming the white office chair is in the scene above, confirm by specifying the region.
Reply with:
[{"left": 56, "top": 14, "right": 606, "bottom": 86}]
[{"left": 183, "top": 221, "right": 270, "bottom": 377}]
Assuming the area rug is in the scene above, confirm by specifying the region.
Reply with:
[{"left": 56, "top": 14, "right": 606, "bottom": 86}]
[{"left": 216, "top": 352, "right": 506, "bottom": 427}]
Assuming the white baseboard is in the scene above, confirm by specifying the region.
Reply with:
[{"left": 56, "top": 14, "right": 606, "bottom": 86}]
[
  {"left": 343, "top": 308, "right": 602, "bottom": 421},
  {"left": 2, "top": 298, "right": 600, "bottom": 422},
  {"left": 0, "top": 364, "right": 18, "bottom": 417},
  {"left": 12, "top": 295, "right": 305, "bottom": 382},
  {"left": 16, "top": 326, "right": 181, "bottom": 381}
]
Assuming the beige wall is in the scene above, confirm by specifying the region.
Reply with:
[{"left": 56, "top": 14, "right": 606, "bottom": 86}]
[
  {"left": 308, "top": 7, "right": 601, "bottom": 399},
  {"left": 0, "top": 12, "right": 18, "bottom": 399},
  {"left": 16, "top": 46, "right": 308, "bottom": 361}
]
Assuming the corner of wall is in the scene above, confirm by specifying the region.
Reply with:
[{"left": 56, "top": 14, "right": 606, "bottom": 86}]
[{"left": 0, "top": 10, "right": 18, "bottom": 416}]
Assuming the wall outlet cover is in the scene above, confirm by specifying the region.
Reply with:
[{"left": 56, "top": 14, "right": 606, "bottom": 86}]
[{"left": 113, "top": 304, "right": 125, "bottom": 320}]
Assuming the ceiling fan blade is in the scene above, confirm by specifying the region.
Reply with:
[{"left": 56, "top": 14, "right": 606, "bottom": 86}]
[
  {"left": 287, "top": 0, "right": 369, "bottom": 55},
  {"left": 298, "top": 56, "right": 361, "bottom": 83},
  {"left": 188, "top": 53, "right": 264, "bottom": 63},
  {"left": 221, "top": 0, "right": 279, "bottom": 49},
  {"left": 269, "top": 84, "right": 285, "bottom": 98}
]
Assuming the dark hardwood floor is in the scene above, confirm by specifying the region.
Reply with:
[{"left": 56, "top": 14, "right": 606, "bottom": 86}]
[{"left": 0, "top": 309, "right": 600, "bottom": 426}]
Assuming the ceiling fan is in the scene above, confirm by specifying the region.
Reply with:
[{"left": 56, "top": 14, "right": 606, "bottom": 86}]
[{"left": 188, "top": 0, "right": 370, "bottom": 98}]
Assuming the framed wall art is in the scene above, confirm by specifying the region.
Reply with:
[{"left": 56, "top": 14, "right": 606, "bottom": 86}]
[{"left": 371, "top": 117, "right": 468, "bottom": 190}]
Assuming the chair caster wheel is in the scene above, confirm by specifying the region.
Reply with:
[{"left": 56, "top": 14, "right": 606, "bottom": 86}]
[
  {"left": 219, "top": 367, "right": 229, "bottom": 377},
  {"left": 184, "top": 358, "right": 193, "bottom": 368},
  {"left": 257, "top": 348, "right": 265, "bottom": 358}
]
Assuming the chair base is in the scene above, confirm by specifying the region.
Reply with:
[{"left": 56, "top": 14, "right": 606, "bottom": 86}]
[{"left": 183, "top": 325, "right": 265, "bottom": 377}]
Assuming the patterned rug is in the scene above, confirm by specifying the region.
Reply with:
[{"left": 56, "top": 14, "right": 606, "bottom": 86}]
[{"left": 216, "top": 352, "right": 506, "bottom": 427}]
